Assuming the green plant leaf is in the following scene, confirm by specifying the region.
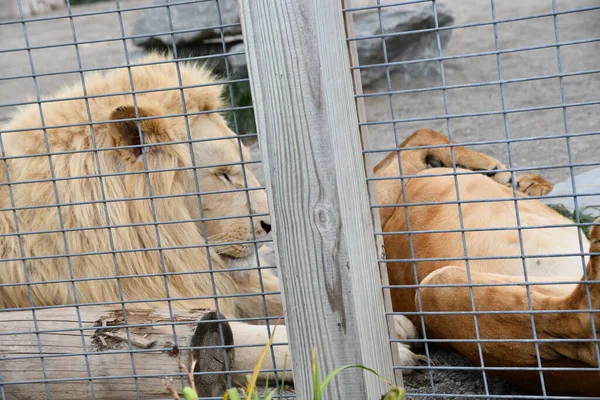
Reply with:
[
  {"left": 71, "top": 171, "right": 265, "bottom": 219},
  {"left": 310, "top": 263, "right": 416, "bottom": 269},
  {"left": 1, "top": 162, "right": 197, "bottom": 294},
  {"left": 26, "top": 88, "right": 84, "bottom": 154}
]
[
  {"left": 264, "top": 373, "right": 270, "bottom": 395},
  {"left": 182, "top": 386, "right": 199, "bottom": 400},
  {"left": 312, "top": 346, "right": 321, "bottom": 400},
  {"left": 222, "top": 80, "right": 256, "bottom": 136},
  {"left": 279, "top": 353, "right": 289, "bottom": 398},
  {"left": 263, "top": 389, "right": 277, "bottom": 400},
  {"left": 381, "top": 386, "right": 406, "bottom": 400},
  {"left": 223, "top": 388, "right": 242, "bottom": 400},
  {"left": 318, "top": 364, "right": 392, "bottom": 397}
]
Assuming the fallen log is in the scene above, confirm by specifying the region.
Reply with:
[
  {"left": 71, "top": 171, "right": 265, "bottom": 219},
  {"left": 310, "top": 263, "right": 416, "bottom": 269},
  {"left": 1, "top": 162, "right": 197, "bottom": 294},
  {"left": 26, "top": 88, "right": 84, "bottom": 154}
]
[{"left": 0, "top": 306, "right": 286, "bottom": 399}]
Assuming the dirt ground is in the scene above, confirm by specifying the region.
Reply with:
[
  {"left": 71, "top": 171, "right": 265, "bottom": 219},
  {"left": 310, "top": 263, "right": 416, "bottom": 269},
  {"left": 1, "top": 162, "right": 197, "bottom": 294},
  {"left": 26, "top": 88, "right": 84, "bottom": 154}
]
[
  {"left": 0, "top": 0, "right": 599, "bottom": 398},
  {"left": 0, "top": 0, "right": 148, "bottom": 124}
]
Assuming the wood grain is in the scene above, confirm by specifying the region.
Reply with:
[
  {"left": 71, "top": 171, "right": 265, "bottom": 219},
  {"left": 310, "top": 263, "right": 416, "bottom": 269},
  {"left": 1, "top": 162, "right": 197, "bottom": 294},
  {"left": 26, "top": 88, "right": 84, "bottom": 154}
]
[
  {"left": 342, "top": 0, "right": 405, "bottom": 386},
  {"left": 240, "top": 0, "right": 396, "bottom": 398},
  {"left": 0, "top": 307, "right": 204, "bottom": 399}
]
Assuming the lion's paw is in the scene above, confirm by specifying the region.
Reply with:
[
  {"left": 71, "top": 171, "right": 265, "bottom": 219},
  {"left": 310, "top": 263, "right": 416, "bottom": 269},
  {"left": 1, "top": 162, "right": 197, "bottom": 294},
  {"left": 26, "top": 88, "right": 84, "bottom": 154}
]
[
  {"left": 392, "top": 315, "right": 425, "bottom": 374},
  {"left": 517, "top": 174, "right": 553, "bottom": 197},
  {"left": 396, "top": 343, "right": 425, "bottom": 375},
  {"left": 486, "top": 163, "right": 512, "bottom": 186},
  {"left": 392, "top": 315, "right": 419, "bottom": 341}
]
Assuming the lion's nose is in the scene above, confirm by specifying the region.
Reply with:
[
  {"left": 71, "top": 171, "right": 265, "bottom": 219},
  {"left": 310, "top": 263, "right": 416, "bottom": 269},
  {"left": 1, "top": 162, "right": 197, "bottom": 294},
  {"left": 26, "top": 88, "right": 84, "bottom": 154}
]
[{"left": 260, "top": 220, "right": 272, "bottom": 234}]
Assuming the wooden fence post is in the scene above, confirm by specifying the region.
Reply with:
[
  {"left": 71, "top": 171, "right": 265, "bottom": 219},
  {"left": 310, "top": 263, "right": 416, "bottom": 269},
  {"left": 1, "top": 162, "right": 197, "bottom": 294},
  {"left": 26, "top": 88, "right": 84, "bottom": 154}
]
[
  {"left": 239, "top": 1, "right": 397, "bottom": 398},
  {"left": 341, "top": 1, "right": 405, "bottom": 387}
]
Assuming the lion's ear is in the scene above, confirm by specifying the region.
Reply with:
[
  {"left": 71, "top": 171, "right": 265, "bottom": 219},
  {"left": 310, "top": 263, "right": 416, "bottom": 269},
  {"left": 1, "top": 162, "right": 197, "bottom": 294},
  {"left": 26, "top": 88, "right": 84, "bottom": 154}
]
[{"left": 108, "top": 105, "right": 166, "bottom": 163}]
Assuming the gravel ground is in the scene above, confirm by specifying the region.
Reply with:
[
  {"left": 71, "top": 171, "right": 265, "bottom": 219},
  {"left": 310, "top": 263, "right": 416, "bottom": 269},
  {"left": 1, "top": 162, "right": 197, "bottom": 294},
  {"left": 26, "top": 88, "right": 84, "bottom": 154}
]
[
  {"left": 1, "top": 0, "right": 599, "bottom": 399},
  {"left": 401, "top": 348, "right": 527, "bottom": 399}
]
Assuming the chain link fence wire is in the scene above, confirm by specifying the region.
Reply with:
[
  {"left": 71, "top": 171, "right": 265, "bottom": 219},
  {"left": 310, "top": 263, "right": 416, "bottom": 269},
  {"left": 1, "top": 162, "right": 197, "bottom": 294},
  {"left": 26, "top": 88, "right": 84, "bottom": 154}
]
[{"left": 346, "top": 0, "right": 600, "bottom": 399}]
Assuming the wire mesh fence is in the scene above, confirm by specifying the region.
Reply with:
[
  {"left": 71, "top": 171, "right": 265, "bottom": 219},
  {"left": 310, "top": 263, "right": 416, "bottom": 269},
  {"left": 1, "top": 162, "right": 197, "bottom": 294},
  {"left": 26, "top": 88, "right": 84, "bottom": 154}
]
[
  {"left": 1, "top": 0, "right": 599, "bottom": 399},
  {"left": 346, "top": 0, "right": 600, "bottom": 398},
  {"left": 0, "top": 0, "right": 290, "bottom": 398}
]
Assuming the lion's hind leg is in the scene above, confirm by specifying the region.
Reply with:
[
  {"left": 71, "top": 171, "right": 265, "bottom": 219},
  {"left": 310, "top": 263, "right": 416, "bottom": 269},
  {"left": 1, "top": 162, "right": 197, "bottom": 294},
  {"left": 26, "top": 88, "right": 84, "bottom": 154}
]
[
  {"left": 418, "top": 266, "right": 545, "bottom": 367},
  {"left": 417, "top": 228, "right": 600, "bottom": 396},
  {"left": 556, "top": 217, "right": 600, "bottom": 364}
]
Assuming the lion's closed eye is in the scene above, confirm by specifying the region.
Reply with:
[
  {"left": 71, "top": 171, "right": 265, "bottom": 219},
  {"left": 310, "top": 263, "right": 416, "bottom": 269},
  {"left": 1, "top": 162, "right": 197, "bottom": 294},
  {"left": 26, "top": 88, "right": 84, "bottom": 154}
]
[
  {"left": 221, "top": 171, "right": 232, "bottom": 184},
  {"left": 217, "top": 166, "right": 243, "bottom": 185},
  {"left": 216, "top": 168, "right": 233, "bottom": 185}
]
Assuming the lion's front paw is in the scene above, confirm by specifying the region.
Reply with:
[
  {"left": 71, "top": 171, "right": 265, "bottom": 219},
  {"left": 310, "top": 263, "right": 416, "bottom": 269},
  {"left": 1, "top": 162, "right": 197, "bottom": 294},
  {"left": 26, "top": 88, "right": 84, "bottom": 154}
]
[
  {"left": 395, "top": 343, "right": 426, "bottom": 375},
  {"left": 393, "top": 315, "right": 419, "bottom": 341},
  {"left": 391, "top": 315, "right": 425, "bottom": 374},
  {"left": 517, "top": 174, "right": 553, "bottom": 197},
  {"left": 486, "top": 163, "right": 512, "bottom": 186}
]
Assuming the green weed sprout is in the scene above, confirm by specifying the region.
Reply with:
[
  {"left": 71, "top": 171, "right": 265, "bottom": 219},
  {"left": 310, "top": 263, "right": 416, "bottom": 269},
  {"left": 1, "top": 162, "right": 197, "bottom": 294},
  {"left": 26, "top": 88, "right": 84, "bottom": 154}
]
[
  {"left": 164, "top": 351, "right": 199, "bottom": 400},
  {"left": 182, "top": 386, "right": 199, "bottom": 400},
  {"left": 166, "top": 313, "right": 405, "bottom": 400},
  {"left": 311, "top": 345, "right": 405, "bottom": 400}
]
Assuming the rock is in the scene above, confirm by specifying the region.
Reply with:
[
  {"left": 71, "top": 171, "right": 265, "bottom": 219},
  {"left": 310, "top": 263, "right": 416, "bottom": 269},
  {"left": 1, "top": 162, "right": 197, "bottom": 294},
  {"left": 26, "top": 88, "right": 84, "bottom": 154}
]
[
  {"left": 1, "top": 0, "right": 64, "bottom": 20},
  {"left": 227, "top": 42, "right": 248, "bottom": 79},
  {"left": 543, "top": 168, "right": 600, "bottom": 218},
  {"left": 352, "top": 2, "right": 454, "bottom": 86},
  {"left": 132, "top": 0, "right": 240, "bottom": 49},
  {"left": 131, "top": 0, "right": 454, "bottom": 87}
]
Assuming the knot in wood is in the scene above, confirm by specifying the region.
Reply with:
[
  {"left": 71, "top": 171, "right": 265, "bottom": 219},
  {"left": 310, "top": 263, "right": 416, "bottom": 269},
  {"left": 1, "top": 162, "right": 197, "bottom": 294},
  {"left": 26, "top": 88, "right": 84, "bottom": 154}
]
[{"left": 313, "top": 204, "right": 334, "bottom": 231}]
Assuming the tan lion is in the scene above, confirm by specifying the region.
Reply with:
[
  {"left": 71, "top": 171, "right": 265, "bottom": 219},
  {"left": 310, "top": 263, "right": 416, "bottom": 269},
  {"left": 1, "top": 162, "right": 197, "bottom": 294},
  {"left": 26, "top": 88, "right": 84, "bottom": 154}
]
[
  {"left": 374, "top": 128, "right": 600, "bottom": 396},
  {"left": 202, "top": 128, "right": 599, "bottom": 396}
]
